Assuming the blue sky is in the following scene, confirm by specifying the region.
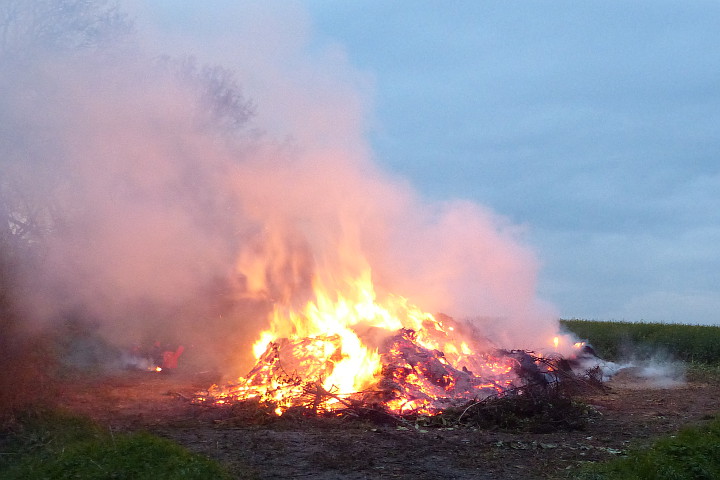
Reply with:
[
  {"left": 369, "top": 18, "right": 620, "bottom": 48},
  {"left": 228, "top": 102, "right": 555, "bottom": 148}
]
[
  {"left": 135, "top": 1, "right": 720, "bottom": 325},
  {"left": 304, "top": 1, "right": 720, "bottom": 325}
]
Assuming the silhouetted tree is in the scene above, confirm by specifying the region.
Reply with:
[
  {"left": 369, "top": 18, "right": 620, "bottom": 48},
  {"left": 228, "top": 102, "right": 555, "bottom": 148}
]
[
  {"left": 157, "top": 55, "right": 256, "bottom": 135},
  {"left": 0, "top": 0, "right": 134, "bottom": 59},
  {"left": 0, "top": 0, "right": 254, "bottom": 255}
]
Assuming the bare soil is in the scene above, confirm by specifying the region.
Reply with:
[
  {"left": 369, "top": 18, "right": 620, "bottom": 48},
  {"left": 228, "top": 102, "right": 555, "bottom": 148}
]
[{"left": 56, "top": 369, "right": 720, "bottom": 480}]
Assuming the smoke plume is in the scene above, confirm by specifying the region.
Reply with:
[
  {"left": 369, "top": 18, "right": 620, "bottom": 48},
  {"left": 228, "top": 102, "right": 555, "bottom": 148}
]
[{"left": 0, "top": 1, "right": 562, "bottom": 375}]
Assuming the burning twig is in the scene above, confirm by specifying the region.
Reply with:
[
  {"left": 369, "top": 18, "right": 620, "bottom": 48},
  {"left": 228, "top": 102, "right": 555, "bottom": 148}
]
[{"left": 303, "top": 381, "right": 354, "bottom": 413}]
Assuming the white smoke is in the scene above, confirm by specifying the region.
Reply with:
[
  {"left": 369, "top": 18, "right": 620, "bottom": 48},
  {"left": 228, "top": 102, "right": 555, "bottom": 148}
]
[{"left": 1, "top": 1, "right": 563, "bottom": 374}]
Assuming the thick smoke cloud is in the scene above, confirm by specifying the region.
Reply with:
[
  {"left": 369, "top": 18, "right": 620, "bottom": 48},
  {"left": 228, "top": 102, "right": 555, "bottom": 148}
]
[{"left": 1, "top": 1, "right": 562, "bottom": 375}]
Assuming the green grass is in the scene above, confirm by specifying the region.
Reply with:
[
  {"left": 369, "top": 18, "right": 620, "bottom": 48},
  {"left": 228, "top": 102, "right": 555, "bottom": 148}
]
[
  {"left": 577, "top": 416, "right": 720, "bottom": 480},
  {"left": 686, "top": 362, "right": 720, "bottom": 383},
  {"left": 560, "top": 319, "right": 720, "bottom": 364},
  {"left": 0, "top": 409, "right": 234, "bottom": 480}
]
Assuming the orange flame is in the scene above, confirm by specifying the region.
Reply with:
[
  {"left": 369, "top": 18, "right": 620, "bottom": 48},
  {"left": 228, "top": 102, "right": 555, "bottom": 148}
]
[{"left": 207, "top": 268, "right": 519, "bottom": 414}]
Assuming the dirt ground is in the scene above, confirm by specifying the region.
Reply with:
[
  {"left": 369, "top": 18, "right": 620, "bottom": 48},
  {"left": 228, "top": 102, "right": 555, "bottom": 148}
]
[{"left": 56, "top": 369, "right": 720, "bottom": 480}]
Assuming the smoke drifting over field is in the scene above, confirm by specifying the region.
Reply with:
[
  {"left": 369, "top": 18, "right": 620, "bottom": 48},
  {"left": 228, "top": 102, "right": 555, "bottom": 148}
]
[{"left": 0, "top": 2, "right": 561, "bottom": 372}]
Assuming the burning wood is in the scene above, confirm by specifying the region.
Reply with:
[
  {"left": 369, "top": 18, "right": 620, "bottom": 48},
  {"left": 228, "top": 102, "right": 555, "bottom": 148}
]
[
  {"left": 195, "top": 271, "right": 594, "bottom": 417},
  {"left": 196, "top": 325, "right": 573, "bottom": 416}
]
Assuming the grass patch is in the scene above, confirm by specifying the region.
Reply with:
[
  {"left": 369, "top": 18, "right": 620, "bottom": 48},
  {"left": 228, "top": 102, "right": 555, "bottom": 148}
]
[
  {"left": 0, "top": 409, "right": 235, "bottom": 480},
  {"left": 577, "top": 416, "right": 720, "bottom": 480}
]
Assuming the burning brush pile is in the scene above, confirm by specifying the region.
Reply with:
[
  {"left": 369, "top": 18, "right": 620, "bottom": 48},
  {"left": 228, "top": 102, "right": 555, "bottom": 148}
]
[{"left": 195, "top": 274, "right": 595, "bottom": 419}]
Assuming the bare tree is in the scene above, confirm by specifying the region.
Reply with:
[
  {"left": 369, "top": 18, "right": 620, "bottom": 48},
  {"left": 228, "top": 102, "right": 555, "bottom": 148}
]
[
  {"left": 0, "top": 0, "right": 254, "bottom": 249},
  {"left": 157, "top": 55, "right": 256, "bottom": 135},
  {"left": 0, "top": 0, "right": 134, "bottom": 60},
  {"left": 0, "top": 0, "right": 136, "bottom": 253}
]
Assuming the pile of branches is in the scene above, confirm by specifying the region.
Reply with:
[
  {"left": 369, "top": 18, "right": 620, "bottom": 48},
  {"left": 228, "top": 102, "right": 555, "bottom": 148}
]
[
  {"left": 423, "top": 383, "right": 595, "bottom": 433},
  {"left": 341, "top": 351, "right": 604, "bottom": 432},
  {"left": 197, "top": 350, "right": 606, "bottom": 432}
]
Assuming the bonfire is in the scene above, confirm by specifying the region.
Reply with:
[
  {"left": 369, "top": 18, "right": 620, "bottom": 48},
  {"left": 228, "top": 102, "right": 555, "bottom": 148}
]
[{"left": 196, "top": 271, "right": 574, "bottom": 416}]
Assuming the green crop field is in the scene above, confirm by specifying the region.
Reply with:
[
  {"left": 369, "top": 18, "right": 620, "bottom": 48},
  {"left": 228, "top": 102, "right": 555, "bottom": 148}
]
[{"left": 560, "top": 319, "right": 720, "bottom": 365}]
